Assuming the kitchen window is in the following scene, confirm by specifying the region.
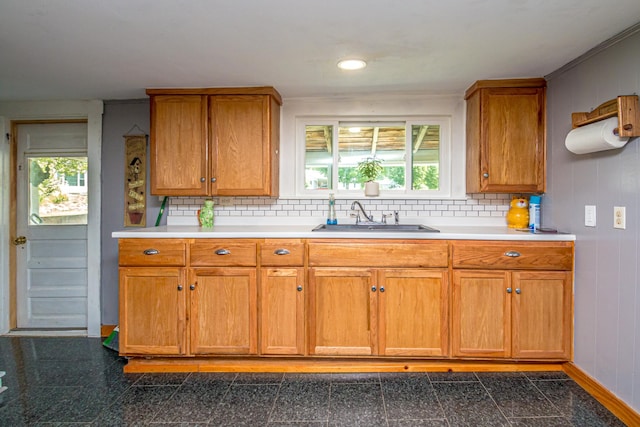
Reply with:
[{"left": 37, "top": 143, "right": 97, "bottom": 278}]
[{"left": 298, "top": 117, "right": 451, "bottom": 197}]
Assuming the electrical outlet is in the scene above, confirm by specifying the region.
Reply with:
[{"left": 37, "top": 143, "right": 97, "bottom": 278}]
[
  {"left": 614, "top": 206, "right": 626, "bottom": 229},
  {"left": 219, "top": 197, "right": 234, "bottom": 206},
  {"left": 585, "top": 205, "right": 596, "bottom": 227}
]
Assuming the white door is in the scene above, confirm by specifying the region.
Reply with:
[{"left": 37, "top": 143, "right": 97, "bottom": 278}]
[{"left": 15, "top": 122, "right": 89, "bottom": 329}]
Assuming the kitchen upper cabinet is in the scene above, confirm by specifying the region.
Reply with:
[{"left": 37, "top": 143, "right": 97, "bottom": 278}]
[
  {"left": 147, "top": 87, "right": 281, "bottom": 197},
  {"left": 150, "top": 95, "right": 208, "bottom": 196},
  {"left": 465, "top": 78, "right": 546, "bottom": 193}
]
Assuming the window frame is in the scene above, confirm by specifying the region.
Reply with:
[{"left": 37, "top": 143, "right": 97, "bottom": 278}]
[{"left": 296, "top": 115, "right": 452, "bottom": 198}]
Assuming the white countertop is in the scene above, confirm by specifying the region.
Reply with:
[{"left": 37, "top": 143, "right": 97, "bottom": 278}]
[{"left": 112, "top": 224, "right": 575, "bottom": 241}]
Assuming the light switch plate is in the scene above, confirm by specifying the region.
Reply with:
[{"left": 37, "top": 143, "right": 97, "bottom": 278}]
[
  {"left": 585, "top": 205, "right": 596, "bottom": 227},
  {"left": 614, "top": 206, "right": 626, "bottom": 229}
]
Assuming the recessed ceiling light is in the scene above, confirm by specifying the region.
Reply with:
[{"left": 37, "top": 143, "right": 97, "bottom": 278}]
[{"left": 337, "top": 59, "right": 367, "bottom": 70}]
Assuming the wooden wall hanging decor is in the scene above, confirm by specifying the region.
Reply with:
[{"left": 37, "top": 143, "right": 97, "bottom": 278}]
[{"left": 124, "top": 131, "right": 147, "bottom": 227}]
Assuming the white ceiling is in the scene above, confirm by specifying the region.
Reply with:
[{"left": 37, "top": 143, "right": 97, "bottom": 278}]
[{"left": 1, "top": 0, "right": 640, "bottom": 101}]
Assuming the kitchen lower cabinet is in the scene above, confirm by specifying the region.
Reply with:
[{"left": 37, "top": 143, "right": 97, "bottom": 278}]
[
  {"left": 119, "top": 267, "right": 186, "bottom": 355},
  {"left": 451, "top": 270, "right": 511, "bottom": 358},
  {"left": 308, "top": 268, "right": 376, "bottom": 356},
  {"left": 511, "top": 271, "right": 572, "bottom": 359},
  {"left": 378, "top": 269, "right": 449, "bottom": 357},
  {"left": 189, "top": 268, "right": 257, "bottom": 355},
  {"left": 260, "top": 267, "right": 305, "bottom": 355},
  {"left": 308, "top": 269, "right": 449, "bottom": 357},
  {"left": 115, "top": 237, "right": 574, "bottom": 367},
  {"left": 451, "top": 241, "right": 573, "bottom": 360}
]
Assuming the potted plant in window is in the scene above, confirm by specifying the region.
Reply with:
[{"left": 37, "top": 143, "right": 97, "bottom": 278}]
[{"left": 357, "top": 157, "right": 383, "bottom": 196}]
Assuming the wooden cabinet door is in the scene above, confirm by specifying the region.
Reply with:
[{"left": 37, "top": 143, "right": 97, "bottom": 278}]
[
  {"left": 150, "top": 95, "right": 208, "bottom": 195},
  {"left": 452, "top": 270, "right": 511, "bottom": 358},
  {"left": 378, "top": 269, "right": 449, "bottom": 357},
  {"left": 189, "top": 268, "right": 257, "bottom": 355},
  {"left": 210, "top": 95, "right": 275, "bottom": 196},
  {"left": 480, "top": 87, "right": 545, "bottom": 193},
  {"left": 119, "top": 268, "right": 186, "bottom": 355},
  {"left": 308, "top": 268, "right": 376, "bottom": 356},
  {"left": 512, "top": 271, "right": 572, "bottom": 360},
  {"left": 260, "top": 268, "right": 305, "bottom": 355}
]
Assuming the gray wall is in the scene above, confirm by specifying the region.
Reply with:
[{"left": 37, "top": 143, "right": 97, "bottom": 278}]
[
  {"left": 100, "top": 99, "right": 164, "bottom": 325},
  {"left": 545, "top": 29, "right": 640, "bottom": 411}
]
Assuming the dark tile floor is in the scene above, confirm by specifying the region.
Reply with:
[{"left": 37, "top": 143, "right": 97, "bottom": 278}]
[{"left": 0, "top": 337, "right": 627, "bottom": 426}]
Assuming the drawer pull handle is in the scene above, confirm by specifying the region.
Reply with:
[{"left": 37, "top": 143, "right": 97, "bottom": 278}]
[
  {"left": 379, "top": 286, "right": 385, "bottom": 293},
  {"left": 507, "top": 287, "right": 512, "bottom": 293},
  {"left": 190, "top": 284, "right": 196, "bottom": 291},
  {"left": 274, "top": 248, "right": 290, "bottom": 255},
  {"left": 504, "top": 251, "right": 521, "bottom": 258},
  {"left": 297, "top": 285, "right": 303, "bottom": 292},
  {"left": 371, "top": 286, "right": 377, "bottom": 292},
  {"left": 177, "top": 285, "right": 183, "bottom": 291},
  {"left": 515, "top": 288, "right": 521, "bottom": 294},
  {"left": 215, "top": 249, "right": 231, "bottom": 255},
  {"left": 143, "top": 249, "right": 159, "bottom": 256}
]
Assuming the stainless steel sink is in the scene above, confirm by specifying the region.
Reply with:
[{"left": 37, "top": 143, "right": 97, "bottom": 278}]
[{"left": 312, "top": 223, "right": 439, "bottom": 232}]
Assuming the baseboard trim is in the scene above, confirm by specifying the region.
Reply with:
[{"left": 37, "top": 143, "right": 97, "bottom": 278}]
[
  {"left": 563, "top": 362, "right": 640, "bottom": 427},
  {"left": 101, "top": 324, "right": 117, "bottom": 338},
  {"left": 123, "top": 357, "right": 564, "bottom": 374}
]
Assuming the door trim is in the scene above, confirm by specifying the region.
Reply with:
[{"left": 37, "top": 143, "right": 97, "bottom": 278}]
[{"left": 0, "top": 100, "right": 103, "bottom": 336}]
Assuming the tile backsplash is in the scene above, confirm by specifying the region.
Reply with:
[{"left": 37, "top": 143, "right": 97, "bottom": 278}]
[{"left": 167, "top": 194, "right": 512, "bottom": 225}]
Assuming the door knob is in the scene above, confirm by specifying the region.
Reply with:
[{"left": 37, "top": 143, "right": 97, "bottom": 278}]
[{"left": 13, "top": 236, "right": 26, "bottom": 245}]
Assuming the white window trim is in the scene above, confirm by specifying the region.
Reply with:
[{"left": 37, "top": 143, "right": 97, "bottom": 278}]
[
  {"left": 296, "top": 116, "right": 452, "bottom": 198},
  {"left": 279, "top": 94, "right": 467, "bottom": 200}
]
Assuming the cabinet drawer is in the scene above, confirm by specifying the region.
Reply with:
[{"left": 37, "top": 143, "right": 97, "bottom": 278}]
[
  {"left": 308, "top": 240, "right": 448, "bottom": 268},
  {"left": 452, "top": 241, "right": 573, "bottom": 270},
  {"left": 190, "top": 241, "right": 257, "bottom": 267},
  {"left": 119, "top": 239, "right": 186, "bottom": 267},
  {"left": 260, "top": 240, "right": 305, "bottom": 266}
]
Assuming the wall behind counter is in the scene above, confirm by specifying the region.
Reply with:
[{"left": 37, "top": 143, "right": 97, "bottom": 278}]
[{"left": 101, "top": 99, "right": 163, "bottom": 325}]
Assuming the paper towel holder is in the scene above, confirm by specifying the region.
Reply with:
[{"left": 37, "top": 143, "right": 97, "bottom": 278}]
[{"left": 571, "top": 95, "right": 640, "bottom": 137}]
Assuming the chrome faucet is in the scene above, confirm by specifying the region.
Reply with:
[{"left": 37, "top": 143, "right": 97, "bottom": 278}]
[{"left": 350, "top": 201, "right": 374, "bottom": 224}]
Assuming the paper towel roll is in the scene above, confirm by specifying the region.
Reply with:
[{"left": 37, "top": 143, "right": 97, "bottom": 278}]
[{"left": 565, "top": 117, "right": 630, "bottom": 154}]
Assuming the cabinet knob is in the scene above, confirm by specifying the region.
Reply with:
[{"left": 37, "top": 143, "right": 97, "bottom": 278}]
[
  {"left": 200, "top": 177, "right": 206, "bottom": 182},
  {"left": 515, "top": 288, "right": 521, "bottom": 294},
  {"left": 379, "top": 286, "right": 385, "bottom": 293},
  {"left": 504, "top": 251, "right": 521, "bottom": 258},
  {"left": 143, "top": 249, "right": 159, "bottom": 256},
  {"left": 483, "top": 173, "right": 489, "bottom": 178},
  {"left": 190, "top": 284, "right": 196, "bottom": 290},
  {"left": 211, "top": 177, "right": 217, "bottom": 183},
  {"left": 274, "top": 248, "right": 290, "bottom": 255},
  {"left": 297, "top": 285, "right": 303, "bottom": 292},
  {"left": 177, "top": 285, "right": 183, "bottom": 291},
  {"left": 371, "top": 286, "right": 377, "bottom": 292},
  {"left": 215, "top": 249, "right": 231, "bottom": 255},
  {"left": 507, "top": 287, "right": 512, "bottom": 293}
]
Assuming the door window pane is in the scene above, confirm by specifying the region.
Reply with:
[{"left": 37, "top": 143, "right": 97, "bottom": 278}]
[{"left": 28, "top": 157, "right": 88, "bottom": 225}]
